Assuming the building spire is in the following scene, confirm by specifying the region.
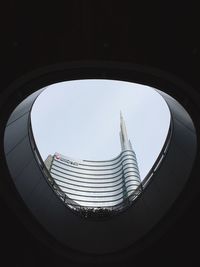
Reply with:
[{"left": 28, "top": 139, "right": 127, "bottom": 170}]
[{"left": 119, "top": 111, "right": 132, "bottom": 150}]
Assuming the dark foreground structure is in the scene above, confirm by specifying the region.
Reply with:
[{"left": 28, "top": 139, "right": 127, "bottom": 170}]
[
  {"left": 2, "top": 63, "right": 197, "bottom": 259},
  {"left": 1, "top": 2, "right": 200, "bottom": 266}
]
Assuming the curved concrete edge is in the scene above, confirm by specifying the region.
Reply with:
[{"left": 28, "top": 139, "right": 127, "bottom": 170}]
[{"left": 3, "top": 86, "right": 197, "bottom": 254}]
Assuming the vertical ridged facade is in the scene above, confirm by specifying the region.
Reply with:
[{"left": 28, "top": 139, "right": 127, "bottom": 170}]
[{"left": 45, "top": 113, "right": 141, "bottom": 208}]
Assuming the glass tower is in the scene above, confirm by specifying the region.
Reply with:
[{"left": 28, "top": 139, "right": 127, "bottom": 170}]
[{"left": 45, "top": 113, "right": 141, "bottom": 211}]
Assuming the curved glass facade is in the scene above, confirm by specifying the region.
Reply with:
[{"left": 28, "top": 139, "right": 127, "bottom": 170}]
[{"left": 45, "top": 113, "right": 141, "bottom": 208}]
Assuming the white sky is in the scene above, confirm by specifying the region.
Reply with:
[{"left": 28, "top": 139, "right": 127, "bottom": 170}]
[{"left": 31, "top": 79, "right": 170, "bottom": 181}]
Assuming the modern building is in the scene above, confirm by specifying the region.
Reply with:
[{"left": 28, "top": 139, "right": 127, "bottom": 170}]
[{"left": 44, "top": 112, "right": 141, "bottom": 210}]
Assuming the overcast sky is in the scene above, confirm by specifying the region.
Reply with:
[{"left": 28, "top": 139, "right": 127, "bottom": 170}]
[{"left": 31, "top": 79, "right": 170, "bottom": 181}]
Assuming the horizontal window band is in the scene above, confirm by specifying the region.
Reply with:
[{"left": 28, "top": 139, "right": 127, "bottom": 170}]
[
  {"left": 51, "top": 161, "right": 139, "bottom": 178},
  {"left": 54, "top": 152, "right": 137, "bottom": 169},
  {"left": 123, "top": 174, "right": 141, "bottom": 183},
  {"left": 55, "top": 180, "right": 140, "bottom": 194},
  {"left": 52, "top": 176, "right": 124, "bottom": 188},
  {"left": 61, "top": 186, "right": 140, "bottom": 199},
  {"left": 63, "top": 189, "right": 141, "bottom": 203},
  {"left": 51, "top": 171, "right": 140, "bottom": 186},
  {"left": 51, "top": 167, "right": 140, "bottom": 182},
  {"left": 52, "top": 175, "right": 122, "bottom": 187},
  {"left": 51, "top": 173, "right": 124, "bottom": 185},
  {"left": 51, "top": 168, "right": 124, "bottom": 182},
  {"left": 63, "top": 188, "right": 142, "bottom": 207},
  {"left": 52, "top": 163, "right": 124, "bottom": 176},
  {"left": 122, "top": 164, "right": 140, "bottom": 173},
  {"left": 53, "top": 156, "right": 138, "bottom": 173},
  {"left": 50, "top": 169, "right": 140, "bottom": 184},
  {"left": 124, "top": 172, "right": 140, "bottom": 179},
  {"left": 63, "top": 191, "right": 125, "bottom": 198},
  {"left": 52, "top": 175, "right": 140, "bottom": 189},
  {"left": 124, "top": 182, "right": 141, "bottom": 188},
  {"left": 66, "top": 200, "right": 123, "bottom": 207},
  {"left": 65, "top": 193, "right": 124, "bottom": 201},
  {"left": 53, "top": 161, "right": 123, "bottom": 173},
  {"left": 122, "top": 162, "right": 139, "bottom": 170},
  {"left": 59, "top": 185, "right": 123, "bottom": 194}
]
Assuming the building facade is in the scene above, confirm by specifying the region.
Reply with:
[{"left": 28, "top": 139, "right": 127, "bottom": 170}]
[{"left": 45, "top": 113, "right": 141, "bottom": 209}]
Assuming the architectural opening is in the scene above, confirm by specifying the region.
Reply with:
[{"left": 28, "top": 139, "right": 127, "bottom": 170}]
[
  {"left": 30, "top": 79, "right": 171, "bottom": 217},
  {"left": 3, "top": 63, "right": 196, "bottom": 254},
  {"left": 43, "top": 112, "right": 142, "bottom": 217}
]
